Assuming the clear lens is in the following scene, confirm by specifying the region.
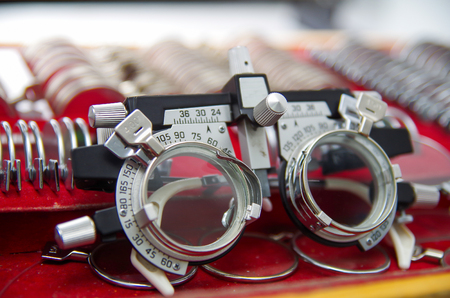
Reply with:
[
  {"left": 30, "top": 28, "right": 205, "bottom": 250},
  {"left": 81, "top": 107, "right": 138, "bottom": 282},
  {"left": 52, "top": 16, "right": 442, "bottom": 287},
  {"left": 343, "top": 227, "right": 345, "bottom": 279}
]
[
  {"left": 140, "top": 143, "right": 252, "bottom": 260},
  {"left": 147, "top": 154, "right": 236, "bottom": 246},
  {"left": 202, "top": 234, "right": 298, "bottom": 282},
  {"left": 90, "top": 240, "right": 197, "bottom": 288},
  {"left": 292, "top": 233, "right": 390, "bottom": 274},
  {"left": 306, "top": 143, "right": 374, "bottom": 227},
  {"left": 287, "top": 130, "right": 396, "bottom": 244}
]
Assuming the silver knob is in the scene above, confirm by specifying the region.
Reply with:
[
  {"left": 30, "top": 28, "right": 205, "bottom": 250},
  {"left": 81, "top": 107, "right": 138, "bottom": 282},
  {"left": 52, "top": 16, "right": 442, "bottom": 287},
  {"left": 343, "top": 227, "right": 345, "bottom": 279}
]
[
  {"left": 55, "top": 216, "right": 96, "bottom": 250},
  {"left": 88, "top": 102, "right": 128, "bottom": 128},
  {"left": 411, "top": 183, "right": 440, "bottom": 209},
  {"left": 96, "top": 128, "right": 115, "bottom": 145},
  {"left": 253, "top": 92, "right": 288, "bottom": 126}
]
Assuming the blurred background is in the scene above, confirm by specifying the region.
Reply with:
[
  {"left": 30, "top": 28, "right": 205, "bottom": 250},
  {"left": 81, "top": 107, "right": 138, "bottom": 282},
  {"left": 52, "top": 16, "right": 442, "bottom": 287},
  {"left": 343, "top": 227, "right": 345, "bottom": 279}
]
[
  {"left": 1, "top": 0, "right": 450, "bottom": 121},
  {"left": 1, "top": 0, "right": 449, "bottom": 47}
]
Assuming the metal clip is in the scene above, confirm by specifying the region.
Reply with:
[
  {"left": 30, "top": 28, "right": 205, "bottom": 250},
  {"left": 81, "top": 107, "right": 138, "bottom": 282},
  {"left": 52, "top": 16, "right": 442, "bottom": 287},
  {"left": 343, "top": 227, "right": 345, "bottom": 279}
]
[
  {"left": 115, "top": 110, "right": 164, "bottom": 157},
  {"left": 104, "top": 132, "right": 150, "bottom": 165},
  {"left": 356, "top": 92, "right": 388, "bottom": 136},
  {"left": 412, "top": 246, "right": 445, "bottom": 264},
  {"left": 338, "top": 94, "right": 359, "bottom": 130},
  {"left": 42, "top": 242, "right": 89, "bottom": 262}
]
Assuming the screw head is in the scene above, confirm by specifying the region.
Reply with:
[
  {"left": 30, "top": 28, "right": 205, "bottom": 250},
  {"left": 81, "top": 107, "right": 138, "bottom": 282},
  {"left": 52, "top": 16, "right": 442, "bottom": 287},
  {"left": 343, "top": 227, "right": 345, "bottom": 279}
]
[
  {"left": 281, "top": 123, "right": 287, "bottom": 130},
  {"left": 119, "top": 209, "right": 127, "bottom": 217},
  {"left": 366, "top": 238, "right": 373, "bottom": 246},
  {"left": 218, "top": 126, "right": 226, "bottom": 133}
]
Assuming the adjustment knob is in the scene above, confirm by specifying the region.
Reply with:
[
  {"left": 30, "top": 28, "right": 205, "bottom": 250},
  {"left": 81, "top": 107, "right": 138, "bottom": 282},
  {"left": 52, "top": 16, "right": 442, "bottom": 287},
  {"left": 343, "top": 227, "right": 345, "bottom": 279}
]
[
  {"left": 411, "top": 183, "right": 440, "bottom": 209},
  {"left": 96, "top": 128, "right": 115, "bottom": 144},
  {"left": 88, "top": 102, "right": 128, "bottom": 128},
  {"left": 253, "top": 92, "right": 288, "bottom": 127},
  {"left": 55, "top": 216, "right": 96, "bottom": 250}
]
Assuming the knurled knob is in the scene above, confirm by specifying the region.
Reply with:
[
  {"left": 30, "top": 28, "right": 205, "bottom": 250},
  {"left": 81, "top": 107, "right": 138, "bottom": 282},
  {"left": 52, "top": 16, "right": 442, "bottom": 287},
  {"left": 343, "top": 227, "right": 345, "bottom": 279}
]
[
  {"left": 88, "top": 102, "right": 128, "bottom": 128},
  {"left": 55, "top": 216, "right": 96, "bottom": 250},
  {"left": 253, "top": 92, "right": 288, "bottom": 127},
  {"left": 96, "top": 128, "right": 115, "bottom": 144}
]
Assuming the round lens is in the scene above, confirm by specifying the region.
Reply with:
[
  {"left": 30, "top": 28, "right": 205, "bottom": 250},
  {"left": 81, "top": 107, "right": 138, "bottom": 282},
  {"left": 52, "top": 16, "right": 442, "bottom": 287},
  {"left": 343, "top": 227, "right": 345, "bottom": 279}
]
[
  {"left": 292, "top": 233, "right": 390, "bottom": 274},
  {"left": 90, "top": 240, "right": 197, "bottom": 288},
  {"left": 202, "top": 234, "right": 298, "bottom": 282},
  {"left": 391, "top": 136, "right": 450, "bottom": 184},
  {"left": 139, "top": 143, "right": 252, "bottom": 261},
  {"left": 305, "top": 132, "right": 395, "bottom": 233},
  {"left": 306, "top": 142, "right": 375, "bottom": 227},
  {"left": 148, "top": 154, "right": 236, "bottom": 246},
  {"left": 286, "top": 130, "right": 397, "bottom": 245}
]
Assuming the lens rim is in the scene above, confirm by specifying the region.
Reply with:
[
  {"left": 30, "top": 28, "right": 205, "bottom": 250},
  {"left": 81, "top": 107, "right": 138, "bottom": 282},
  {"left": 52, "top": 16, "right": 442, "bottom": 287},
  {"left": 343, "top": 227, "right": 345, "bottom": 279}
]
[
  {"left": 291, "top": 232, "right": 391, "bottom": 274},
  {"left": 201, "top": 233, "right": 299, "bottom": 282},
  {"left": 88, "top": 239, "right": 198, "bottom": 289},
  {"left": 284, "top": 129, "right": 397, "bottom": 246},
  {"left": 138, "top": 142, "right": 259, "bottom": 262}
]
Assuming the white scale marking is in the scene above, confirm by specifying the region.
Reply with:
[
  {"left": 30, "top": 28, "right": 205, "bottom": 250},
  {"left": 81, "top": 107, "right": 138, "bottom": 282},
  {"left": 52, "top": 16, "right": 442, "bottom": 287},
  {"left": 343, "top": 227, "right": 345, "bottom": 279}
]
[
  {"left": 154, "top": 123, "right": 235, "bottom": 156},
  {"left": 116, "top": 159, "right": 189, "bottom": 275},
  {"left": 163, "top": 105, "right": 232, "bottom": 125},
  {"left": 278, "top": 102, "right": 342, "bottom": 161}
]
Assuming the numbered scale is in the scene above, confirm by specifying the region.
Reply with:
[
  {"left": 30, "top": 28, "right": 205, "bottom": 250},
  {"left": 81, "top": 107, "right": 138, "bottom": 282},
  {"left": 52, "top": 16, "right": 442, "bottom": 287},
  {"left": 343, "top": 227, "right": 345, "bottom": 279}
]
[
  {"left": 276, "top": 90, "right": 413, "bottom": 251},
  {"left": 278, "top": 101, "right": 341, "bottom": 162},
  {"left": 156, "top": 105, "right": 234, "bottom": 156}
]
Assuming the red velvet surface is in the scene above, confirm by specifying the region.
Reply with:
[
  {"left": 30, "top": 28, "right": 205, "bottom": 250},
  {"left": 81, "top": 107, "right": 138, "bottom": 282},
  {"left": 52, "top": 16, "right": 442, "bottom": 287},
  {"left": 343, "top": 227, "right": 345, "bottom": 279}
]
[{"left": 2, "top": 201, "right": 450, "bottom": 298}]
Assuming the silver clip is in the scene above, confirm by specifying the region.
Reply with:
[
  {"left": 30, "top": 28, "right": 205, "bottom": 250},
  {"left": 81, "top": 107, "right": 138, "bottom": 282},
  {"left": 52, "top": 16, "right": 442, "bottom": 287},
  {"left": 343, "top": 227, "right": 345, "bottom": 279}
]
[
  {"left": 356, "top": 92, "right": 387, "bottom": 136},
  {"left": 104, "top": 132, "right": 151, "bottom": 165},
  {"left": 114, "top": 110, "right": 164, "bottom": 157}
]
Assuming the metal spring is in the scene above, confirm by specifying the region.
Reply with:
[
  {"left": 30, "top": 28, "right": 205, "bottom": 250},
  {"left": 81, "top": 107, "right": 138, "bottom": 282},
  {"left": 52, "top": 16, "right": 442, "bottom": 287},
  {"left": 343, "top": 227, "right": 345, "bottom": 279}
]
[
  {"left": 311, "top": 43, "right": 450, "bottom": 130},
  {"left": 0, "top": 117, "right": 91, "bottom": 192}
]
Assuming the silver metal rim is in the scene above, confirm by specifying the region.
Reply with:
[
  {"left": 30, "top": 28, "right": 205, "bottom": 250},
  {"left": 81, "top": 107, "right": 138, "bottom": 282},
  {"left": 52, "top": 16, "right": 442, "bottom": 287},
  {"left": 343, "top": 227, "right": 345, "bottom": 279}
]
[
  {"left": 134, "top": 142, "right": 258, "bottom": 262},
  {"left": 291, "top": 232, "right": 390, "bottom": 274},
  {"left": 88, "top": 241, "right": 198, "bottom": 289},
  {"left": 201, "top": 234, "right": 299, "bottom": 283},
  {"left": 286, "top": 129, "right": 397, "bottom": 244}
]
